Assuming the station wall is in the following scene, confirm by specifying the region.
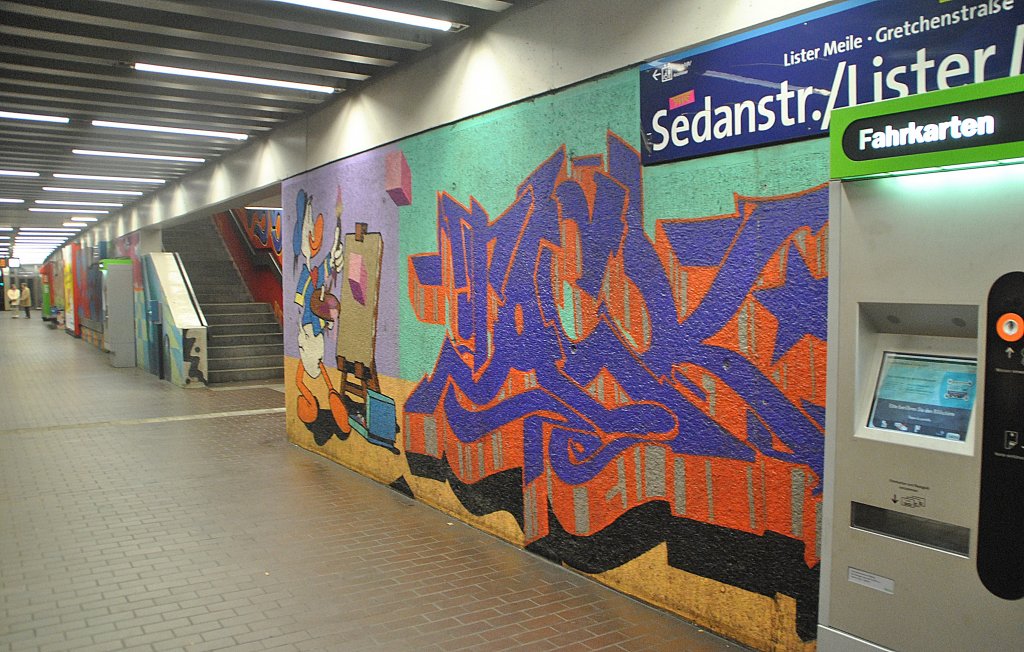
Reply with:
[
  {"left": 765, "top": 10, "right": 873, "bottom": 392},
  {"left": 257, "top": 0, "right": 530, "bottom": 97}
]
[{"left": 283, "top": 67, "right": 829, "bottom": 651}]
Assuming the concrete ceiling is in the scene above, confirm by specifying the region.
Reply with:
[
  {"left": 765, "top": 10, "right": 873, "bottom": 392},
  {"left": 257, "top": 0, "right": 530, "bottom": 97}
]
[{"left": 0, "top": 0, "right": 513, "bottom": 260}]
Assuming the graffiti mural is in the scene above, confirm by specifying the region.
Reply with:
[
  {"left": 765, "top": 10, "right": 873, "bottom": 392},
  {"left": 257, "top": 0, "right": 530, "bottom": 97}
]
[
  {"left": 239, "top": 208, "right": 284, "bottom": 263},
  {"left": 405, "top": 132, "right": 827, "bottom": 638}
]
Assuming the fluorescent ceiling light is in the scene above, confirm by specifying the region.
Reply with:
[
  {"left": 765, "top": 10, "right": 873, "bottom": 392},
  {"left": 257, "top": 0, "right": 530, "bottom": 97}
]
[
  {"left": 0, "top": 170, "right": 40, "bottom": 177},
  {"left": 43, "top": 187, "right": 143, "bottom": 196},
  {"left": 13, "top": 254, "right": 49, "bottom": 264},
  {"left": 73, "top": 149, "right": 205, "bottom": 163},
  {"left": 92, "top": 120, "right": 248, "bottom": 140},
  {"left": 0, "top": 110, "right": 70, "bottom": 124},
  {"left": 0, "top": 227, "right": 13, "bottom": 231},
  {"left": 54, "top": 173, "right": 165, "bottom": 184},
  {"left": 0, "top": 198, "right": 25, "bottom": 204},
  {"left": 134, "top": 62, "right": 335, "bottom": 94},
  {"left": 266, "top": 0, "right": 456, "bottom": 31},
  {"left": 36, "top": 200, "right": 124, "bottom": 207},
  {"left": 29, "top": 208, "right": 109, "bottom": 214},
  {"left": 244, "top": 206, "right": 282, "bottom": 211},
  {"left": 62, "top": 222, "right": 87, "bottom": 228},
  {"left": 70, "top": 216, "right": 99, "bottom": 222}
]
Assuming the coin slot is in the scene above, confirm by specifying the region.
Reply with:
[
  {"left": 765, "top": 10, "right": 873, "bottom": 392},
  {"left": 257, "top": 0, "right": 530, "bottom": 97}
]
[{"left": 996, "top": 313, "right": 1023, "bottom": 342}]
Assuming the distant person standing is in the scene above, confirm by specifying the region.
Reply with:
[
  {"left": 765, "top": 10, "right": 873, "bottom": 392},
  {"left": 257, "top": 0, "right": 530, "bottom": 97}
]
[
  {"left": 6, "top": 286, "right": 21, "bottom": 318},
  {"left": 19, "top": 282, "right": 31, "bottom": 319}
]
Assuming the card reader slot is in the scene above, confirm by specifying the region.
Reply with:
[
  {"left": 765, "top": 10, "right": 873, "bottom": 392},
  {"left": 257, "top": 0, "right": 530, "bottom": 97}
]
[{"left": 850, "top": 502, "right": 970, "bottom": 556}]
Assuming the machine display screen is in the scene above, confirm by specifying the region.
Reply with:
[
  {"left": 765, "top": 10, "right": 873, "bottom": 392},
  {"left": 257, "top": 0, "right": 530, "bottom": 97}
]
[{"left": 867, "top": 352, "right": 977, "bottom": 442}]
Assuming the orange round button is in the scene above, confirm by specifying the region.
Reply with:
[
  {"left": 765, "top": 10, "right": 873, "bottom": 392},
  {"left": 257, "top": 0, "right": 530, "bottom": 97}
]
[{"left": 996, "top": 313, "right": 1024, "bottom": 342}]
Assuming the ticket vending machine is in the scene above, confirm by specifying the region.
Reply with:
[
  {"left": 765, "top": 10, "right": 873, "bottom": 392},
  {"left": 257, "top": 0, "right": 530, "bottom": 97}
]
[
  {"left": 818, "top": 77, "right": 1024, "bottom": 651},
  {"left": 100, "top": 258, "right": 136, "bottom": 369}
]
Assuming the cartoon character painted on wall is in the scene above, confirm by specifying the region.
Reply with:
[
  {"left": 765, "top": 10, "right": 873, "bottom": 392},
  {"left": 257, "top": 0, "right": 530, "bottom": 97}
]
[
  {"left": 293, "top": 188, "right": 350, "bottom": 433},
  {"left": 291, "top": 181, "right": 401, "bottom": 454}
]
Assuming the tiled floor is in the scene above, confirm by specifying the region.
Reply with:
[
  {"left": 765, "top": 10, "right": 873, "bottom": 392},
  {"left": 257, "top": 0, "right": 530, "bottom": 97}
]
[{"left": 0, "top": 315, "right": 749, "bottom": 651}]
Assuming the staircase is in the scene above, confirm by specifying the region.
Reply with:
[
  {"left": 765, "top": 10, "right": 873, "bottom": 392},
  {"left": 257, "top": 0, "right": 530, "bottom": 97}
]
[{"left": 162, "top": 218, "right": 284, "bottom": 384}]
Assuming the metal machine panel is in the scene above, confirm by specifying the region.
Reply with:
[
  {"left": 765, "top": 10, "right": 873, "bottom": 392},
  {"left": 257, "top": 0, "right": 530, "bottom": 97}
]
[
  {"left": 820, "top": 166, "right": 1024, "bottom": 651},
  {"left": 102, "top": 261, "right": 136, "bottom": 369}
]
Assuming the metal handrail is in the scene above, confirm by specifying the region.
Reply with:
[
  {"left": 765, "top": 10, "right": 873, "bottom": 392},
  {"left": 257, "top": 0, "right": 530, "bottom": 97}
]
[{"left": 172, "top": 252, "right": 207, "bottom": 328}]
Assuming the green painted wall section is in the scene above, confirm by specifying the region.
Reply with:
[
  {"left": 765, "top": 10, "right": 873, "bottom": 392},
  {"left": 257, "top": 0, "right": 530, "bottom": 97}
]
[
  {"left": 396, "top": 67, "right": 828, "bottom": 382},
  {"left": 644, "top": 137, "right": 829, "bottom": 223}
]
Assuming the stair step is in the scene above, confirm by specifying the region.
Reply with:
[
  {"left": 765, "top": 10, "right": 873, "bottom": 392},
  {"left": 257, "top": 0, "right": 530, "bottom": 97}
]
[
  {"left": 203, "top": 302, "right": 274, "bottom": 315},
  {"left": 196, "top": 293, "right": 253, "bottom": 303},
  {"left": 207, "top": 366, "right": 285, "bottom": 383},
  {"left": 192, "top": 280, "right": 246, "bottom": 289},
  {"left": 179, "top": 261, "right": 238, "bottom": 272},
  {"left": 208, "top": 343, "right": 284, "bottom": 358},
  {"left": 208, "top": 354, "right": 283, "bottom": 371},
  {"left": 205, "top": 312, "right": 279, "bottom": 326},
  {"left": 208, "top": 322, "right": 281, "bottom": 335},
  {"left": 209, "top": 332, "right": 283, "bottom": 346}
]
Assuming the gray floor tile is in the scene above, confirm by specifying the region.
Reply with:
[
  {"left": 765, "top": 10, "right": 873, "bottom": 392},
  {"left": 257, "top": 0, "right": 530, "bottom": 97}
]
[{"left": 0, "top": 316, "right": 748, "bottom": 651}]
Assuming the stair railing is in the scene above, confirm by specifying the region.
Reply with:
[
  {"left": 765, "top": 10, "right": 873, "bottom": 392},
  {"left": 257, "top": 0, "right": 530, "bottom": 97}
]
[{"left": 172, "top": 252, "right": 207, "bottom": 328}]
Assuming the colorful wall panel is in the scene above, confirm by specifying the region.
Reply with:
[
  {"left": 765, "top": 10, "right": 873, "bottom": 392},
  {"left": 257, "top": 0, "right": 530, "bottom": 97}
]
[
  {"left": 144, "top": 253, "right": 209, "bottom": 388},
  {"left": 284, "top": 68, "right": 828, "bottom": 651},
  {"left": 115, "top": 232, "right": 161, "bottom": 374},
  {"left": 62, "top": 245, "right": 77, "bottom": 336}
]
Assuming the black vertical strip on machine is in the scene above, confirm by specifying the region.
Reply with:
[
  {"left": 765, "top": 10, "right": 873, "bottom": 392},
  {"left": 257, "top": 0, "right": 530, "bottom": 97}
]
[{"left": 978, "top": 271, "right": 1024, "bottom": 600}]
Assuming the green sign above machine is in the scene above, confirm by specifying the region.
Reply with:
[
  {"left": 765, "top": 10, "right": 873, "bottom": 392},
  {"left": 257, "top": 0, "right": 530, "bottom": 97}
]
[{"left": 831, "top": 75, "right": 1024, "bottom": 179}]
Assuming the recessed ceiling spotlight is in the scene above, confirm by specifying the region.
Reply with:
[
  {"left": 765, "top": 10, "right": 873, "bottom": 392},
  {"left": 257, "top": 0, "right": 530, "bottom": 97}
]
[
  {"left": 134, "top": 62, "right": 335, "bottom": 94},
  {"left": 92, "top": 120, "right": 248, "bottom": 140},
  {"left": 72, "top": 149, "right": 205, "bottom": 163},
  {"left": 35, "top": 200, "right": 124, "bottom": 207},
  {"left": 0, "top": 110, "right": 70, "bottom": 123},
  {"left": 266, "top": 0, "right": 458, "bottom": 31},
  {"left": 54, "top": 173, "right": 165, "bottom": 184}
]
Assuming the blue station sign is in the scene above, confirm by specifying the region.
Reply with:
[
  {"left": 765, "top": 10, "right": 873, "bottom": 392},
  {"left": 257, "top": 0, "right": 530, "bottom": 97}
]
[{"left": 640, "top": 0, "right": 1024, "bottom": 165}]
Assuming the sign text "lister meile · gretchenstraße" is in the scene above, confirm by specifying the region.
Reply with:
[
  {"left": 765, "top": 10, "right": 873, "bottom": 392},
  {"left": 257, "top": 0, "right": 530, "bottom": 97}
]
[{"left": 640, "top": 0, "right": 1024, "bottom": 165}]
